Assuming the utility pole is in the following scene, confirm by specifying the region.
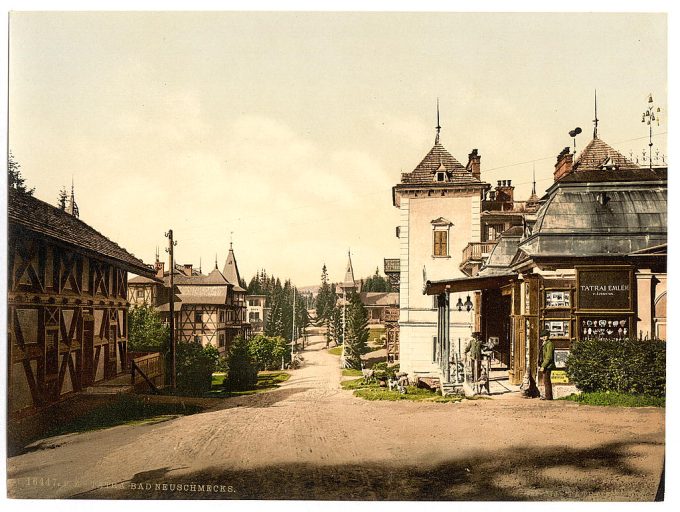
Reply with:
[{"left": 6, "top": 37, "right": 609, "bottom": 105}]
[
  {"left": 292, "top": 287, "right": 296, "bottom": 361},
  {"left": 165, "top": 229, "right": 178, "bottom": 391}
]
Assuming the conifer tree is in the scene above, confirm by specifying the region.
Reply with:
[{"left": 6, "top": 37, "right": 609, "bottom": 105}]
[{"left": 344, "top": 291, "right": 369, "bottom": 369}]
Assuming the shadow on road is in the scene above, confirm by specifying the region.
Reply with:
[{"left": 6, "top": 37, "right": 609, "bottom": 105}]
[{"left": 78, "top": 438, "right": 663, "bottom": 501}]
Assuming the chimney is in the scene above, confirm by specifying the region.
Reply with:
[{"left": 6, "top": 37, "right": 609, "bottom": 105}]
[
  {"left": 466, "top": 149, "right": 481, "bottom": 181},
  {"left": 155, "top": 261, "right": 165, "bottom": 279},
  {"left": 554, "top": 147, "right": 574, "bottom": 181},
  {"left": 495, "top": 179, "right": 515, "bottom": 207},
  {"left": 183, "top": 264, "right": 193, "bottom": 276}
]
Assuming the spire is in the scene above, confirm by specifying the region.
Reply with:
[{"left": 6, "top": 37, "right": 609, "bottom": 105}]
[
  {"left": 223, "top": 243, "right": 242, "bottom": 286},
  {"left": 199, "top": 257, "right": 202, "bottom": 274},
  {"left": 593, "top": 89, "right": 599, "bottom": 138},
  {"left": 435, "top": 98, "right": 441, "bottom": 144},
  {"left": 343, "top": 250, "right": 356, "bottom": 287},
  {"left": 215, "top": 253, "right": 218, "bottom": 270},
  {"left": 531, "top": 163, "right": 536, "bottom": 196},
  {"left": 65, "top": 176, "right": 79, "bottom": 218}
]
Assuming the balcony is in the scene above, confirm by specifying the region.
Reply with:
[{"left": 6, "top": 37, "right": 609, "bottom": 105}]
[{"left": 460, "top": 241, "right": 497, "bottom": 277}]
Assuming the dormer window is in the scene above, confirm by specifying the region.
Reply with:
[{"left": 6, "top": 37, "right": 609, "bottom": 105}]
[{"left": 433, "top": 163, "right": 448, "bottom": 183}]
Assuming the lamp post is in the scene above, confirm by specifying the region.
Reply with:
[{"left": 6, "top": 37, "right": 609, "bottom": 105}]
[{"left": 642, "top": 94, "right": 662, "bottom": 170}]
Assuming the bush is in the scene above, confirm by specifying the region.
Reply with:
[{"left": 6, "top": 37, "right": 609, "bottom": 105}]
[
  {"left": 176, "top": 341, "right": 219, "bottom": 394},
  {"left": 224, "top": 336, "right": 259, "bottom": 391},
  {"left": 565, "top": 338, "right": 665, "bottom": 397},
  {"left": 248, "top": 334, "right": 289, "bottom": 370},
  {"left": 371, "top": 361, "right": 397, "bottom": 381},
  {"left": 128, "top": 304, "right": 169, "bottom": 352}
]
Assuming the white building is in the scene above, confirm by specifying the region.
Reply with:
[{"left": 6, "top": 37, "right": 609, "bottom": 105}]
[
  {"left": 246, "top": 294, "right": 267, "bottom": 333},
  {"left": 392, "top": 124, "right": 489, "bottom": 379}
]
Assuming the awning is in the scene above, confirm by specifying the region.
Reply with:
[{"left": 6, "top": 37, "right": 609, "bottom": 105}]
[{"left": 425, "top": 273, "right": 517, "bottom": 295}]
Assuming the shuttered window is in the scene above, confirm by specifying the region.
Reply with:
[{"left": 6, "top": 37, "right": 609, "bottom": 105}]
[{"left": 433, "top": 230, "right": 448, "bottom": 256}]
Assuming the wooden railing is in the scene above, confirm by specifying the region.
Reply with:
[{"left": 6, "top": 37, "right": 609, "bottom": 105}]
[
  {"left": 461, "top": 241, "right": 497, "bottom": 265},
  {"left": 129, "top": 352, "right": 164, "bottom": 394},
  {"left": 384, "top": 307, "right": 400, "bottom": 323}
]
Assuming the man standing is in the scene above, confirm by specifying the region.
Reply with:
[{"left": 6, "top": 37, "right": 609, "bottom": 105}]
[
  {"left": 464, "top": 332, "right": 483, "bottom": 386},
  {"left": 538, "top": 329, "right": 556, "bottom": 400}
]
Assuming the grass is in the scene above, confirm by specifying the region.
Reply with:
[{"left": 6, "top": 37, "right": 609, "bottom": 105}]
[
  {"left": 206, "top": 371, "right": 290, "bottom": 397},
  {"left": 560, "top": 391, "right": 665, "bottom": 407},
  {"left": 44, "top": 395, "right": 203, "bottom": 438},
  {"left": 328, "top": 345, "right": 343, "bottom": 356},
  {"left": 342, "top": 368, "right": 363, "bottom": 377},
  {"left": 341, "top": 378, "right": 463, "bottom": 402}
]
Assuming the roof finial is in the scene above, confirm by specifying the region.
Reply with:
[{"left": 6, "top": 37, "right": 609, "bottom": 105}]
[
  {"left": 229, "top": 231, "right": 234, "bottom": 250},
  {"left": 155, "top": 246, "right": 159, "bottom": 262},
  {"left": 532, "top": 163, "right": 536, "bottom": 196},
  {"left": 215, "top": 253, "right": 218, "bottom": 270},
  {"left": 435, "top": 98, "right": 441, "bottom": 144},
  {"left": 593, "top": 89, "right": 599, "bottom": 138}
]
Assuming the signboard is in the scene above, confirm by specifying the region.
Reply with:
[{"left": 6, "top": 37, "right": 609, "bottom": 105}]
[
  {"left": 554, "top": 349, "right": 570, "bottom": 369},
  {"left": 550, "top": 370, "right": 569, "bottom": 384},
  {"left": 577, "top": 267, "right": 633, "bottom": 311}
]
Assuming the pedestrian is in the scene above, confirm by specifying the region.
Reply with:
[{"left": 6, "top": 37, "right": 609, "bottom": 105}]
[
  {"left": 464, "top": 331, "right": 483, "bottom": 385},
  {"left": 538, "top": 328, "right": 556, "bottom": 400}
]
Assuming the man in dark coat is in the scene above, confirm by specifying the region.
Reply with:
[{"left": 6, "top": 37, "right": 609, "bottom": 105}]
[{"left": 538, "top": 328, "right": 556, "bottom": 400}]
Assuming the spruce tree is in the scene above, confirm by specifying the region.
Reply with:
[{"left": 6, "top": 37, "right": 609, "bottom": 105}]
[
  {"left": 58, "top": 187, "right": 68, "bottom": 210},
  {"left": 7, "top": 151, "right": 34, "bottom": 196},
  {"left": 344, "top": 291, "right": 369, "bottom": 369}
]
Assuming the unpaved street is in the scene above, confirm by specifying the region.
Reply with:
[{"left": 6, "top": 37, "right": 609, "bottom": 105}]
[{"left": 7, "top": 334, "right": 665, "bottom": 501}]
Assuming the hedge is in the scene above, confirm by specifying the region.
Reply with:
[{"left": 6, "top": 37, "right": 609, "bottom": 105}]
[{"left": 565, "top": 337, "right": 665, "bottom": 397}]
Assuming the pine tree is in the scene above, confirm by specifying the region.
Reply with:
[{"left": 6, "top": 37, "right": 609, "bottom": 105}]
[
  {"left": 7, "top": 151, "right": 34, "bottom": 196},
  {"left": 344, "top": 291, "right": 369, "bottom": 369},
  {"left": 57, "top": 187, "right": 68, "bottom": 210}
]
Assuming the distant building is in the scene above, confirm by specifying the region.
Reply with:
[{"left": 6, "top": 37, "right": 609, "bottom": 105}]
[
  {"left": 335, "top": 251, "right": 359, "bottom": 297},
  {"left": 246, "top": 294, "right": 267, "bottom": 333},
  {"left": 128, "top": 244, "right": 249, "bottom": 355},
  {"left": 7, "top": 188, "right": 154, "bottom": 417},
  {"left": 359, "top": 291, "right": 399, "bottom": 324}
]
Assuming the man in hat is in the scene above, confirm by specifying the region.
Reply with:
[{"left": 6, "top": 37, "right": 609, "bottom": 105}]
[
  {"left": 538, "top": 328, "right": 556, "bottom": 400},
  {"left": 464, "top": 332, "right": 483, "bottom": 386}
]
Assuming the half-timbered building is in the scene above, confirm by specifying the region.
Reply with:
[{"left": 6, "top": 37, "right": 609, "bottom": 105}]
[
  {"left": 7, "top": 188, "right": 154, "bottom": 418},
  {"left": 127, "top": 245, "right": 249, "bottom": 355}
]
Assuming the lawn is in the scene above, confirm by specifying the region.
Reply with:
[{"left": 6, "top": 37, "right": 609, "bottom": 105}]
[
  {"left": 341, "top": 378, "right": 462, "bottom": 402},
  {"left": 328, "top": 345, "right": 343, "bottom": 356},
  {"left": 207, "top": 371, "right": 290, "bottom": 397},
  {"left": 342, "top": 368, "right": 363, "bottom": 377},
  {"left": 560, "top": 391, "right": 665, "bottom": 407}
]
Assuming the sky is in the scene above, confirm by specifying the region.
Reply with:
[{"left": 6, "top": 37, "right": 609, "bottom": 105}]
[{"left": 7, "top": 11, "right": 668, "bottom": 287}]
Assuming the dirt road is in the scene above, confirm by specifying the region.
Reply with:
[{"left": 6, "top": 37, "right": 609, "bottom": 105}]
[{"left": 7, "top": 334, "right": 665, "bottom": 501}]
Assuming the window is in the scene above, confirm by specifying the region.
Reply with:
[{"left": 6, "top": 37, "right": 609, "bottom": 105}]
[
  {"left": 432, "top": 336, "right": 438, "bottom": 362},
  {"left": 136, "top": 288, "right": 144, "bottom": 298},
  {"left": 437, "top": 172, "right": 445, "bottom": 182},
  {"left": 195, "top": 312, "right": 203, "bottom": 323},
  {"left": 219, "top": 334, "right": 225, "bottom": 347},
  {"left": 219, "top": 310, "right": 225, "bottom": 323},
  {"left": 433, "top": 230, "right": 448, "bottom": 257}
]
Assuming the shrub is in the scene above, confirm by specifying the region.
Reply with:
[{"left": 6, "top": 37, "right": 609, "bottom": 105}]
[
  {"left": 176, "top": 341, "right": 218, "bottom": 394},
  {"left": 565, "top": 338, "right": 665, "bottom": 397},
  {"left": 371, "top": 361, "right": 397, "bottom": 381},
  {"left": 224, "top": 336, "right": 259, "bottom": 391},
  {"left": 248, "top": 334, "right": 289, "bottom": 370},
  {"left": 128, "top": 304, "right": 169, "bottom": 352}
]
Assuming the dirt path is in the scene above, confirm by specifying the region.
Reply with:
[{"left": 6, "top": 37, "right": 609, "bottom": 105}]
[{"left": 7, "top": 334, "right": 665, "bottom": 501}]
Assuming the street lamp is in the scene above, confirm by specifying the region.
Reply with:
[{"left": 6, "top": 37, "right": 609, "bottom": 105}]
[
  {"left": 456, "top": 295, "right": 474, "bottom": 312},
  {"left": 642, "top": 94, "right": 662, "bottom": 170}
]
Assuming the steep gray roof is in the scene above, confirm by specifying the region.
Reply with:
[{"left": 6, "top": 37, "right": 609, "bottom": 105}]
[
  {"left": 572, "top": 136, "right": 639, "bottom": 172},
  {"left": 399, "top": 141, "right": 482, "bottom": 186}
]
